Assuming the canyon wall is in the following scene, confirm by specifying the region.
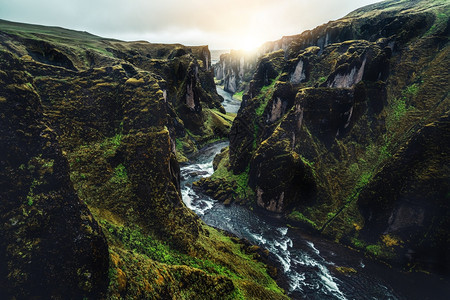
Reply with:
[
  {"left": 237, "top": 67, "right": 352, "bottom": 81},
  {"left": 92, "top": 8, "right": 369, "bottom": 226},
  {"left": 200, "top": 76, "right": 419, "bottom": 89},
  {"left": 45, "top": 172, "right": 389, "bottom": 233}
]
[
  {"left": 201, "top": 0, "right": 450, "bottom": 274},
  {"left": 0, "top": 19, "right": 287, "bottom": 299}
]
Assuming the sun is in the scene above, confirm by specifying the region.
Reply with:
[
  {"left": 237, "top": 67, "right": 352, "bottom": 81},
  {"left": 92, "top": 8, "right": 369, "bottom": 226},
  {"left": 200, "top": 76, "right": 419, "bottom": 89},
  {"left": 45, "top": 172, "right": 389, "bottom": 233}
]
[
  {"left": 241, "top": 39, "right": 261, "bottom": 51},
  {"left": 234, "top": 36, "right": 263, "bottom": 52}
]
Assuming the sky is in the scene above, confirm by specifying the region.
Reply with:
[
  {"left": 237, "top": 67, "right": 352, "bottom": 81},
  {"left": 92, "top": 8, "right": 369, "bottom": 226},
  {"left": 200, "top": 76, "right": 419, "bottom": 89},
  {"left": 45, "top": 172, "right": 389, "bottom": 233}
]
[{"left": 0, "top": 0, "right": 381, "bottom": 50}]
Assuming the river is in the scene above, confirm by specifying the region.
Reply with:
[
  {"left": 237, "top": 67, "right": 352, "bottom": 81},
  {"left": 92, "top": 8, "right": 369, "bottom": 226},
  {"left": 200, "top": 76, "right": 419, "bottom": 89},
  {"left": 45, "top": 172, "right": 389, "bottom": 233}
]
[{"left": 180, "top": 86, "right": 449, "bottom": 300}]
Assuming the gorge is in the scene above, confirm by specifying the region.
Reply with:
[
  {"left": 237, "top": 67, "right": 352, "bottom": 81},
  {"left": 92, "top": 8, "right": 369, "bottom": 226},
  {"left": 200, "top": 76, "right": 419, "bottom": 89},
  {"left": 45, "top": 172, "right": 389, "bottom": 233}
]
[{"left": 0, "top": 0, "right": 449, "bottom": 299}]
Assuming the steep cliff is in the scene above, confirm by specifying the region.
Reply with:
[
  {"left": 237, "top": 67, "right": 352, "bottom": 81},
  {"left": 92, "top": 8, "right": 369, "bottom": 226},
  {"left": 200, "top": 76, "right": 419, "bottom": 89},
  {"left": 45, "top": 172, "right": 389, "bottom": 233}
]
[
  {"left": 201, "top": 0, "right": 449, "bottom": 274},
  {"left": 213, "top": 35, "right": 302, "bottom": 95},
  {"left": 0, "top": 20, "right": 287, "bottom": 299},
  {"left": 0, "top": 50, "right": 109, "bottom": 299},
  {"left": 214, "top": 50, "right": 258, "bottom": 94}
]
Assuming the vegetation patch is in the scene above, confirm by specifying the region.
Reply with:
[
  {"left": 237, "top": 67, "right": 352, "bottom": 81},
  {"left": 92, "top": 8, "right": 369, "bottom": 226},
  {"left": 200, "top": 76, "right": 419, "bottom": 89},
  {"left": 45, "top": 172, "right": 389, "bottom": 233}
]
[
  {"left": 100, "top": 220, "right": 237, "bottom": 278},
  {"left": 110, "top": 164, "right": 128, "bottom": 184},
  {"left": 254, "top": 76, "right": 279, "bottom": 117},
  {"left": 287, "top": 211, "right": 319, "bottom": 230},
  {"left": 334, "top": 266, "right": 357, "bottom": 275},
  {"left": 209, "top": 154, "right": 253, "bottom": 201},
  {"left": 99, "top": 217, "right": 288, "bottom": 299},
  {"left": 233, "top": 91, "right": 244, "bottom": 101}
]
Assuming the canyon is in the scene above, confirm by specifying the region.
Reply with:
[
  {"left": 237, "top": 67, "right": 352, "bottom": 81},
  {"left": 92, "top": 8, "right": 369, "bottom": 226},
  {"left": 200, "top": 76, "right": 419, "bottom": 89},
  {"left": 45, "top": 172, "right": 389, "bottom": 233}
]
[
  {"left": 203, "top": 0, "right": 449, "bottom": 276},
  {"left": 0, "top": 0, "right": 449, "bottom": 299}
]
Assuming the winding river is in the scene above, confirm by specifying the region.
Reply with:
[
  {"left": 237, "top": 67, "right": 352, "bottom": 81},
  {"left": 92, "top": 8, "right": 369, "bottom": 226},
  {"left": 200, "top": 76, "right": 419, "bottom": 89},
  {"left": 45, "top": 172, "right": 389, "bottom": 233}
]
[{"left": 180, "top": 87, "right": 449, "bottom": 300}]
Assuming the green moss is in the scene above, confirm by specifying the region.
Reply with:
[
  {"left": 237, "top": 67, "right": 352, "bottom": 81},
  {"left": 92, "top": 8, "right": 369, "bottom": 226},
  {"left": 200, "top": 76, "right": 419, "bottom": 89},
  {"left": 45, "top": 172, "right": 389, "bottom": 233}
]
[
  {"left": 349, "top": 163, "right": 359, "bottom": 174},
  {"left": 184, "top": 109, "right": 232, "bottom": 148},
  {"left": 233, "top": 91, "right": 244, "bottom": 101},
  {"left": 110, "top": 164, "right": 128, "bottom": 184},
  {"left": 102, "top": 134, "right": 122, "bottom": 157},
  {"left": 287, "top": 211, "right": 319, "bottom": 229},
  {"left": 327, "top": 212, "right": 336, "bottom": 219},
  {"left": 404, "top": 83, "right": 419, "bottom": 97},
  {"left": 211, "top": 156, "right": 253, "bottom": 200},
  {"left": 26, "top": 178, "right": 43, "bottom": 206},
  {"left": 100, "top": 219, "right": 287, "bottom": 299},
  {"left": 111, "top": 133, "right": 121, "bottom": 147},
  {"left": 196, "top": 227, "right": 287, "bottom": 298},
  {"left": 101, "top": 220, "right": 238, "bottom": 276},
  {"left": 299, "top": 155, "right": 314, "bottom": 168},
  {"left": 386, "top": 83, "right": 421, "bottom": 129},
  {"left": 175, "top": 138, "right": 183, "bottom": 153},
  {"left": 255, "top": 77, "right": 279, "bottom": 117},
  {"left": 366, "top": 244, "right": 382, "bottom": 256},
  {"left": 426, "top": 10, "right": 449, "bottom": 36},
  {"left": 351, "top": 238, "right": 366, "bottom": 249},
  {"left": 42, "top": 160, "right": 54, "bottom": 168},
  {"left": 391, "top": 97, "right": 407, "bottom": 121},
  {"left": 335, "top": 266, "right": 357, "bottom": 274}
]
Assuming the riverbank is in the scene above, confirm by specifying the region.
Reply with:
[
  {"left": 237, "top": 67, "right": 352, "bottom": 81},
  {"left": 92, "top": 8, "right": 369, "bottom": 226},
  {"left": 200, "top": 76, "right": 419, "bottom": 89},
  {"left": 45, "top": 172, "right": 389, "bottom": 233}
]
[
  {"left": 183, "top": 83, "right": 450, "bottom": 298},
  {"left": 180, "top": 83, "right": 450, "bottom": 299}
]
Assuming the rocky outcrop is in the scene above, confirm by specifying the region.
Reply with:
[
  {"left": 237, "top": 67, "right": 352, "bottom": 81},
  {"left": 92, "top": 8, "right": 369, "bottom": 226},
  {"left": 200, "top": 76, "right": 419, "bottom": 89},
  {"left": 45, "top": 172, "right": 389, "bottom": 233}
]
[
  {"left": 357, "top": 113, "right": 450, "bottom": 272},
  {"left": 213, "top": 35, "right": 303, "bottom": 94},
  {"left": 213, "top": 50, "right": 258, "bottom": 93},
  {"left": 0, "top": 50, "right": 109, "bottom": 299},
  {"left": 203, "top": 0, "right": 450, "bottom": 273}
]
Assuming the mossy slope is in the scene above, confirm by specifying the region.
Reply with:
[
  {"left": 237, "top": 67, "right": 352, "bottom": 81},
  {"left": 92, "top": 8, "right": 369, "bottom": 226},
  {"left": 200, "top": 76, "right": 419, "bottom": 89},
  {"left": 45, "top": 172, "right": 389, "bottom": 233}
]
[
  {"left": 0, "top": 21, "right": 287, "bottom": 298},
  {"left": 204, "top": 0, "right": 450, "bottom": 274},
  {"left": 0, "top": 50, "right": 109, "bottom": 299}
]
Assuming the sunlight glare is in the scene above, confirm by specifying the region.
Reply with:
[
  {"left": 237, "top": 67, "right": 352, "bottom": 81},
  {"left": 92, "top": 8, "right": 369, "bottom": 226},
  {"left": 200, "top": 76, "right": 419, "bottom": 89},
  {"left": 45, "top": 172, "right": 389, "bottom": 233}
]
[{"left": 233, "top": 36, "right": 263, "bottom": 52}]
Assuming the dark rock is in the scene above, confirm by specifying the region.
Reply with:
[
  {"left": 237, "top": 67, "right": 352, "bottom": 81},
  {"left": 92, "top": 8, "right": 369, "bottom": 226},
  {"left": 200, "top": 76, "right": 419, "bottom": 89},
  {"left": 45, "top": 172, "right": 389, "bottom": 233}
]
[
  {"left": 358, "top": 113, "right": 450, "bottom": 274},
  {"left": 0, "top": 50, "right": 109, "bottom": 299},
  {"left": 214, "top": 0, "right": 450, "bottom": 273}
]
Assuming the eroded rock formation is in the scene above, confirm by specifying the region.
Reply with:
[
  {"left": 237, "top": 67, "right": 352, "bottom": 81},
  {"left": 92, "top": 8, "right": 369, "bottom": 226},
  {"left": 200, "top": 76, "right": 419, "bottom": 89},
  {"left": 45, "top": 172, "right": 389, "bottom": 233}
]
[
  {"left": 0, "top": 19, "right": 287, "bottom": 299},
  {"left": 0, "top": 50, "right": 109, "bottom": 299},
  {"left": 201, "top": 0, "right": 450, "bottom": 274}
]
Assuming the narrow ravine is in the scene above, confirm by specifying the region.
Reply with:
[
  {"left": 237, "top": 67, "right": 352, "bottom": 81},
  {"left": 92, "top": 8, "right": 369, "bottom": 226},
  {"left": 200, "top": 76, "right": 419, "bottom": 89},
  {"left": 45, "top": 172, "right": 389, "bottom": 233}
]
[
  {"left": 216, "top": 85, "right": 241, "bottom": 114},
  {"left": 180, "top": 86, "right": 448, "bottom": 300},
  {"left": 180, "top": 139, "right": 400, "bottom": 299}
]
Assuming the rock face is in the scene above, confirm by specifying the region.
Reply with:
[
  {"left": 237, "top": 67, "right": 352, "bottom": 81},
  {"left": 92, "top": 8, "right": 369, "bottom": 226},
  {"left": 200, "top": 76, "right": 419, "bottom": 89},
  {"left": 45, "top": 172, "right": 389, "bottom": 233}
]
[
  {"left": 0, "top": 20, "right": 287, "bottom": 299},
  {"left": 213, "top": 50, "right": 258, "bottom": 93},
  {"left": 0, "top": 50, "right": 109, "bottom": 299},
  {"left": 213, "top": 36, "right": 301, "bottom": 94},
  {"left": 203, "top": 0, "right": 450, "bottom": 273}
]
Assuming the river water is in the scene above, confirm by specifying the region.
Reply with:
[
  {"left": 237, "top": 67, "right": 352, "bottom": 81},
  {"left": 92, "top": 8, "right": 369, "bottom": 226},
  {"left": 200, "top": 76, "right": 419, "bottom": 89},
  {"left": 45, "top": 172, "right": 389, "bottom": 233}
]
[{"left": 180, "top": 87, "right": 449, "bottom": 299}]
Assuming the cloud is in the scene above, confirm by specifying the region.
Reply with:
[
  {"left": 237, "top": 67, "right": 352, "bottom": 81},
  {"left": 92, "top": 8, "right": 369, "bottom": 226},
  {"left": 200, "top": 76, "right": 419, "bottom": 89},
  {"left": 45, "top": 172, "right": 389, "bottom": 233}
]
[{"left": 0, "top": 0, "right": 381, "bottom": 49}]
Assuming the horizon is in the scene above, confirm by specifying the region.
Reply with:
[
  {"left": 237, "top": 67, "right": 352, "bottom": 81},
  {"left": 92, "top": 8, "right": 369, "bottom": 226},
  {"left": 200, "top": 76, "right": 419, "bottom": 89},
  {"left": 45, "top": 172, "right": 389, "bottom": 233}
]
[{"left": 0, "top": 0, "right": 381, "bottom": 51}]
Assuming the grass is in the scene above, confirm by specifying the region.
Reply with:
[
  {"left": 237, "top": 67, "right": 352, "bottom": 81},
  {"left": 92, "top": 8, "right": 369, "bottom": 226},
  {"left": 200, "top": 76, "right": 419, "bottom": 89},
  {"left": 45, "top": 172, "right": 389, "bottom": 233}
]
[
  {"left": 110, "top": 164, "right": 128, "bottom": 184},
  {"left": 100, "top": 217, "right": 287, "bottom": 299},
  {"left": 26, "top": 178, "right": 42, "bottom": 206},
  {"left": 233, "top": 91, "right": 244, "bottom": 101},
  {"left": 287, "top": 211, "right": 319, "bottom": 229},
  {"left": 254, "top": 77, "right": 279, "bottom": 117},
  {"left": 386, "top": 83, "right": 419, "bottom": 128},
  {"left": 100, "top": 220, "right": 238, "bottom": 278},
  {"left": 102, "top": 133, "right": 122, "bottom": 157},
  {"left": 211, "top": 156, "right": 253, "bottom": 200}
]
